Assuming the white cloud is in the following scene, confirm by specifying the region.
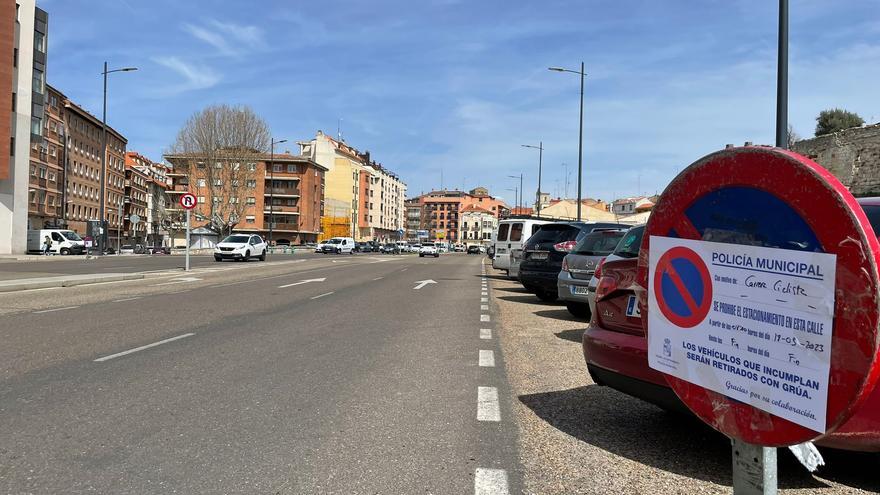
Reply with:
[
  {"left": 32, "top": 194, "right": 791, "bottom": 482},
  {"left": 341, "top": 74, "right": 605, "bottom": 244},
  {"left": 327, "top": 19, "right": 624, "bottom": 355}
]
[
  {"left": 152, "top": 56, "right": 221, "bottom": 93},
  {"left": 182, "top": 19, "right": 265, "bottom": 56}
]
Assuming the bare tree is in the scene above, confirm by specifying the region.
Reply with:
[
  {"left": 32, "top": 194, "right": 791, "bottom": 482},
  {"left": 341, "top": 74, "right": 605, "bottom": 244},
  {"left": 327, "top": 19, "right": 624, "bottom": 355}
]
[
  {"left": 166, "top": 105, "right": 270, "bottom": 236},
  {"left": 787, "top": 124, "right": 801, "bottom": 149}
]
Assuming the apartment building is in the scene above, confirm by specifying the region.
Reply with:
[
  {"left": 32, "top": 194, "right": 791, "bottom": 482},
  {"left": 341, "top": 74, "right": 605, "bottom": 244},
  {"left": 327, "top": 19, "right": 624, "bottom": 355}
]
[
  {"left": 358, "top": 152, "right": 406, "bottom": 241},
  {"left": 28, "top": 80, "right": 64, "bottom": 230},
  {"left": 410, "top": 188, "right": 509, "bottom": 242},
  {"left": 123, "top": 164, "right": 148, "bottom": 244},
  {"left": 125, "top": 151, "right": 170, "bottom": 247},
  {"left": 404, "top": 198, "right": 422, "bottom": 240},
  {"left": 163, "top": 152, "right": 326, "bottom": 246},
  {"left": 0, "top": 1, "right": 47, "bottom": 253},
  {"left": 460, "top": 204, "right": 497, "bottom": 245}
]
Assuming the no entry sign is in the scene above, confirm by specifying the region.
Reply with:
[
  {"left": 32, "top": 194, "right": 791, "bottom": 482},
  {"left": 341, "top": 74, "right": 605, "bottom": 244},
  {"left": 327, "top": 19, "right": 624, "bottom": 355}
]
[{"left": 640, "top": 146, "right": 880, "bottom": 446}]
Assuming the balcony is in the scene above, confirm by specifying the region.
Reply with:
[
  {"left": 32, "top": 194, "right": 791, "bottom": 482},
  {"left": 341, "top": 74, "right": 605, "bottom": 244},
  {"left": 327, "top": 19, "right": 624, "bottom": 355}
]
[
  {"left": 264, "top": 205, "right": 300, "bottom": 215},
  {"left": 266, "top": 222, "right": 298, "bottom": 232},
  {"left": 265, "top": 175, "right": 300, "bottom": 182},
  {"left": 264, "top": 187, "right": 300, "bottom": 197},
  {"left": 167, "top": 184, "right": 189, "bottom": 194}
]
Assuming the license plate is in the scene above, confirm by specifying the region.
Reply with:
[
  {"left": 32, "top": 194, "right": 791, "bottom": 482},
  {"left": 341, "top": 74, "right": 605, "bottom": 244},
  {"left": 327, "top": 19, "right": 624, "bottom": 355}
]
[
  {"left": 571, "top": 286, "right": 590, "bottom": 295},
  {"left": 529, "top": 252, "right": 548, "bottom": 260},
  {"left": 625, "top": 295, "right": 641, "bottom": 318}
]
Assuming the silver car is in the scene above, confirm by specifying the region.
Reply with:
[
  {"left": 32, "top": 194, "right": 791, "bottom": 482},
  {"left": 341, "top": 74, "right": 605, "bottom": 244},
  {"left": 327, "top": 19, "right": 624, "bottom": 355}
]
[{"left": 557, "top": 229, "right": 628, "bottom": 318}]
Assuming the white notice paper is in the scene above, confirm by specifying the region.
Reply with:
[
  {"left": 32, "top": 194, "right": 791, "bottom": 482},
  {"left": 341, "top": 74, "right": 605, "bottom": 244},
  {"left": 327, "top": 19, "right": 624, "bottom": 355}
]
[{"left": 647, "top": 236, "right": 836, "bottom": 432}]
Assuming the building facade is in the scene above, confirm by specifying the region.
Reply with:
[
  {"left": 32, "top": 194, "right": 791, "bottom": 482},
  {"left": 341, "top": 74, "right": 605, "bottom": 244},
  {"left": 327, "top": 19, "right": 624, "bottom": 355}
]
[
  {"left": 123, "top": 164, "right": 148, "bottom": 244},
  {"left": 125, "top": 151, "right": 170, "bottom": 247},
  {"left": 28, "top": 81, "right": 63, "bottom": 230},
  {"left": 460, "top": 204, "right": 497, "bottom": 246},
  {"left": 408, "top": 188, "right": 509, "bottom": 242}
]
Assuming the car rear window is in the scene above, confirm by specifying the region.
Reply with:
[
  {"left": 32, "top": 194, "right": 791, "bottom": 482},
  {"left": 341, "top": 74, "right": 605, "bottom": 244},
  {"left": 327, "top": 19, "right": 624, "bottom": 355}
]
[
  {"left": 612, "top": 226, "right": 644, "bottom": 259},
  {"left": 497, "top": 223, "right": 510, "bottom": 242},
  {"left": 573, "top": 230, "right": 625, "bottom": 255},
  {"left": 861, "top": 204, "right": 880, "bottom": 235},
  {"left": 526, "top": 224, "right": 580, "bottom": 247},
  {"left": 510, "top": 223, "right": 524, "bottom": 241}
]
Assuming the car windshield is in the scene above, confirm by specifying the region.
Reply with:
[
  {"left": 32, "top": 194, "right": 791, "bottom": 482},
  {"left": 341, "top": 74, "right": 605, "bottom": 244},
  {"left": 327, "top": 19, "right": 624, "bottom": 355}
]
[
  {"left": 61, "top": 231, "right": 82, "bottom": 241},
  {"left": 612, "top": 226, "right": 645, "bottom": 259},
  {"left": 573, "top": 230, "right": 626, "bottom": 255},
  {"left": 222, "top": 235, "right": 250, "bottom": 243},
  {"left": 326, "top": 239, "right": 341, "bottom": 244}
]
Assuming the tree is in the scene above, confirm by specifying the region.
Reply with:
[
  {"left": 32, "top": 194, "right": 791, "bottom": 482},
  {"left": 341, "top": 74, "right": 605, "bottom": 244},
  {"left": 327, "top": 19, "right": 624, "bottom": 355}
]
[
  {"left": 167, "top": 105, "right": 270, "bottom": 236},
  {"left": 815, "top": 108, "right": 864, "bottom": 137},
  {"left": 787, "top": 124, "right": 800, "bottom": 149}
]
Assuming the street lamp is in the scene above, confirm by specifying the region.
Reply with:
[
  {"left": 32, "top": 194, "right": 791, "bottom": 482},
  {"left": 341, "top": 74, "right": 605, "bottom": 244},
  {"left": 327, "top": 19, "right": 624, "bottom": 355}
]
[
  {"left": 268, "top": 137, "right": 287, "bottom": 248},
  {"left": 521, "top": 142, "right": 543, "bottom": 217},
  {"left": 100, "top": 62, "right": 137, "bottom": 254},
  {"left": 507, "top": 174, "right": 523, "bottom": 213},
  {"left": 549, "top": 63, "right": 585, "bottom": 221}
]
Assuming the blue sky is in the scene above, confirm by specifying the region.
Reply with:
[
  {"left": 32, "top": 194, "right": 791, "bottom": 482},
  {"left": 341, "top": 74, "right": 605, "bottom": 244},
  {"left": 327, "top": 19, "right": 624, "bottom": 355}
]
[{"left": 41, "top": 0, "right": 879, "bottom": 205}]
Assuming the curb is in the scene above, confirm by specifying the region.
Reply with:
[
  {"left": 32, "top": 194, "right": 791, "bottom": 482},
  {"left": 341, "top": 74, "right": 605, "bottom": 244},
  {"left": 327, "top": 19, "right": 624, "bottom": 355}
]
[{"left": 0, "top": 273, "right": 145, "bottom": 293}]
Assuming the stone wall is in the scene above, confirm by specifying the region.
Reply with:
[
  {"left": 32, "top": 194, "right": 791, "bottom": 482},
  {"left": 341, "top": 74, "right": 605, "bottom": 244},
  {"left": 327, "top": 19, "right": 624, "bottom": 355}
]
[{"left": 793, "top": 124, "right": 880, "bottom": 197}]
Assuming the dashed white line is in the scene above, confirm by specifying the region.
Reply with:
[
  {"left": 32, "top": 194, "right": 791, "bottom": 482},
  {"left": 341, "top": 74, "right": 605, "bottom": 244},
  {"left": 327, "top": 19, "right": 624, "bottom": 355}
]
[
  {"left": 481, "top": 297, "right": 488, "bottom": 302},
  {"left": 311, "top": 291, "right": 334, "bottom": 300},
  {"left": 401, "top": 268, "right": 408, "bottom": 272},
  {"left": 481, "top": 304, "right": 489, "bottom": 311},
  {"left": 477, "top": 386, "right": 501, "bottom": 422},
  {"left": 373, "top": 277, "right": 384, "bottom": 280},
  {"left": 33, "top": 306, "right": 79, "bottom": 314},
  {"left": 481, "top": 314, "right": 490, "bottom": 322},
  {"left": 480, "top": 328, "right": 492, "bottom": 340},
  {"left": 94, "top": 333, "right": 195, "bottom": 362},
  {"left": 474, "top": 468, "right": 510, "bottom": 495},
  {"left": 479, "top": 350, "right": 495, "bottom": 367},
  {"left": 112, "top": 296, "right": 142, "bottom": 303}
]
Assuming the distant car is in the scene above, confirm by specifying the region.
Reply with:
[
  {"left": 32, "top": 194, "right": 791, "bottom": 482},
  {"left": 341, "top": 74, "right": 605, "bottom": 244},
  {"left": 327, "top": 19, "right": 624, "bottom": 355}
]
[
  {"left": 380, "top": 243, "right": 399, "bottom": 254},
  {"left": 467, "top": 245, "right": 482, "bottom": 254},
  {"left": 314, "top": 242, "right": 326, "bottom": 253},
  {"left": 419, "top": 244, "right": 439, "bottom": 257},
  {"left": 557, "top": 229, "right": 627, "bottom": 318},
  {"left": 321, "top": 236, "right": 355, "bottom": 254},
  {"left": 410, "top": 244, "right": 422, "bottom": 253},
  {"left": 584, "top": 226, "right": 645, "bottom": 318},
  {"left": 148, "top": 246, "right": 171, "bottom": 255},
  {"left": 454, "top": 244, "right": 466, "bottom": 252},
  {"left": 214, "top": 234, "right": 267, "bottom": 261},
  {"left": 119, "top": 245, "right": 135, "bottom": 254}
]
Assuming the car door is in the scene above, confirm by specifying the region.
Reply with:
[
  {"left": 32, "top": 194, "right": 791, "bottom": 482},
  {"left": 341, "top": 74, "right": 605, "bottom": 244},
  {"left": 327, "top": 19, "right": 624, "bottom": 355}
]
[
  {"left": 51, "top": 232, "right": 65, "bottom": 252},
  {"left": 253, "top": 235, "right": 266, "bottom": 252}
]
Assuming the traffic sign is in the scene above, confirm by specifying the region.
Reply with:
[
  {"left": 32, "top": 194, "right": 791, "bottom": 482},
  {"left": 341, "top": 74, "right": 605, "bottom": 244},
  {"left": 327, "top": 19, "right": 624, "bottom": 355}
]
[
  {"left": 180, "top": 193, "right": 197, "bottom": 210},
  {"left": 653, "top": 245, "right": 712, "bottom": 328},
  {"left": 129, "top": 214, "right": 141, "bottom": 224},
  {"left": 640, "top": 146, "right": 880, "bottom": 446}
]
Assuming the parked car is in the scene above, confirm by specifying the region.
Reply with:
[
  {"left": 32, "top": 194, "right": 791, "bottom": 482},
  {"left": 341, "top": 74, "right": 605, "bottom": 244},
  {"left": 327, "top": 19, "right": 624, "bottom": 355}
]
[
  {"left": 148, "top": 246, "right": 171, "bottom": 255},
  {"left": 454, "top": 243, "right": 466, "bottom": 252},
  {"left": 119, "top": 245, "right": 135, "bottom": 254},
  {"left": 321, "top": 237, "right": 356, "bottom": 254},
  {"left": 492, "top": 219, "right": 551, "bottom": 275},
  {"left": 557, "top": 229, "right": 627, "bottom": 318},
  {"left": 584, "top": 225, "right": 644, "bottom": 318},
  {"left": 519, "top": 222, "right": 627, "bottom": 301},
  {"left": 410, "top": 244, "right": 422, "bottom": 253},
  {"left": 214, "top": 234, "right": 267, "bottom": 261},
  {"left": 419, "top": 244, "right": 440, "bottom": 257},
  {"left": 26, "top": 229, "right": 85, "bottom": 255},
  {"left": 467, "top": 245, "right": 482, "bottom": 254},
  {"left": 314, "top": 242, "right": 326, "bottom": 253},
  {"left": 380, "top": 243, "right": 400, "bottom": 254}
]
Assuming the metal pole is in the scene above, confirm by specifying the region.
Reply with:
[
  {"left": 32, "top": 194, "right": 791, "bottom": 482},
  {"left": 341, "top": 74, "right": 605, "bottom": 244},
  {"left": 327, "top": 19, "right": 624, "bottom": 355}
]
[
  {"left": 117, "top": 203, "right": 122, "bottom": 254},
  {"left": 268, "top": 138, "right": 274, "bottom": 248},
  {"left": 519, "top": 174, "right": 523, "bottom": 212},
  {"left": 732, "top": 439, "right": 778, "bottom": 495},
  {"left": 577, "top": 62, "right": 584, "bottom": 221},
  {"left": 185, "top": 208, "right": 191, "bottom": 271},
  {"left": 776, "top": 0, "right": 789, "bottom": 149},
  {"left": 60, "top": 123, "right": 69, "bottom": 227},
  {"left": 100, "top": 61, "right": 108, "bottom": 253},
  {"left": 536, "top": 142, "right": 543, "bottom": 217}
]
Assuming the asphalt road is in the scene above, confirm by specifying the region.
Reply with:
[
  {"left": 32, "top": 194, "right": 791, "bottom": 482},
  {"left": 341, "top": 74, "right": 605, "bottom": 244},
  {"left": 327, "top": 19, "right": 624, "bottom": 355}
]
[
  {"left": 0, "top": 251, "right": 330, "bottom": 280},
  {"left": 0, "top": 253, "right": 518, "bottom": 494}
]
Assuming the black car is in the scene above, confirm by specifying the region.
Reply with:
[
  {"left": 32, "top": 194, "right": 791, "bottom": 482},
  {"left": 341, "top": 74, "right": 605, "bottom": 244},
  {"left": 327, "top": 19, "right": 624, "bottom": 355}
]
[
  {"left": 518, "top": 222, "right": 626, "bottom": 301},
  {"left": 359, "top": 242, "right": 372, "bottom": 253},
  {"left": 467, "top": 245, "right": 482, "bottom": 254}
]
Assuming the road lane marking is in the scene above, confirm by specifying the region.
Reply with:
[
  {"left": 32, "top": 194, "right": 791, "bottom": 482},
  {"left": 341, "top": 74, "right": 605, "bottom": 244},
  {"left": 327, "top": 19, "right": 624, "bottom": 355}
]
[
  {"left": 480, "top": 328, "right": 492, "bottom": 339},
  {"left": 481, "top": 297, "right": 488, "bottom": 302},
  {"left": 474, "top": 468, "right": 510, "bottom": 495},
  {"left": 311, "top": 291, "right": 334, "bottom": 299},
  {"left": 479, "top": 350, "right": 495, "bottom": 367},
  {"left": 413, "top": 279, "right": 437, "bottom": 290},
  {"left": 278, "top": 278, "right": 326, "bottom": 288},
  {"left": 372, "top": 277, "right": 384, "bottom": 280},
  {"left": 94, "top": 333, "right": 195, "bottom": 362},
  {"left": 33, "top": 306, "right": 79, "bottom": 314},
  {"left": 481, "top": 314, "right": 490, "bottom": 322},
  {"left": 401, "top": 267, "right": 408, "bottom": 271},
  {"left": 152, "top": 277, "right": 202, "bottom": 286},
  {"left": 477, "top": 386, "right": 501, "bottom": 422},
  {"left": 481, "top": 304, "right": 489, "bottom": 310},
  {"left": 112, "top": 296, "right": 142, "bottom": 303}
]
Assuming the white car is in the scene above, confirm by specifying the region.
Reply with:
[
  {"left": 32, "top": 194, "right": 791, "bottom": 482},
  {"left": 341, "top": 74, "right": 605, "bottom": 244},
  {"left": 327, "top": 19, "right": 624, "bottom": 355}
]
[
  {"left": 419, "top": 245, "right": 440, "bottom": 258},
  {"left": 321, "top": 236, "right": 355, "bottom": 254},
  {"left": 314, "top": 242, "right": 326, "bottom": 253},
  {"left": 214, "top": 234, "right": 267, "bottom": 261}
]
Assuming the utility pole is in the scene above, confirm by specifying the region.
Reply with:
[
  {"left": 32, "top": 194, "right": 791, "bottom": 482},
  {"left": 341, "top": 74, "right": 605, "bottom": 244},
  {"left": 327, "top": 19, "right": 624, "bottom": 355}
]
[{"left": 548, "top": 63, "right": 586, "bottom": 220}]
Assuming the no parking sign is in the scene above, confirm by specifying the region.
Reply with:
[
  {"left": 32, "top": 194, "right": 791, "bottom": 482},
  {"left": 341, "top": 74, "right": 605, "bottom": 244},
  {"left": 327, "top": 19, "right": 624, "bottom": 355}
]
[{"left": 640, "top": 146, "right": 880, "bottom": 447}]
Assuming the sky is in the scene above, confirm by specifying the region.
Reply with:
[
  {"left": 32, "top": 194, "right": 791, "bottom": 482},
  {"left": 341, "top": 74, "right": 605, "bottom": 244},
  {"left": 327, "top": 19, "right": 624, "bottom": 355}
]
[{"left": 40, "top": 0, "right": 880, "bottom": 205}]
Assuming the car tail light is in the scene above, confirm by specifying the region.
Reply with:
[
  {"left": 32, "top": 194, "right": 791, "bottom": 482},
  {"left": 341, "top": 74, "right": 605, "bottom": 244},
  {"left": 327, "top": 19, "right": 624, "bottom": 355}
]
[
  {"left": 594, "top": 257, "right": 606, "bottom": 279},
  {"left": 562, "top": 257, "right": 569, "bottom": 272},
  {"left": 554, "top": 240, "right": 577, "bottom": 252},
  {"left": 595, "top": 274, "right": 618, "bottom": 302}
]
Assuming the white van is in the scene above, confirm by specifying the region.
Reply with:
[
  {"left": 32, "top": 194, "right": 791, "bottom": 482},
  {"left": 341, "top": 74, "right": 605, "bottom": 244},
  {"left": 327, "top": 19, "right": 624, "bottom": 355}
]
[
  {"left": 492, "top": 219, "right": 551, "bottom": 272},
  {"left": 27, "top": 229, "right": 86, "bottom": 255},
  {"left": 320, "top": 236, "right": 355, "bottom": 254}
]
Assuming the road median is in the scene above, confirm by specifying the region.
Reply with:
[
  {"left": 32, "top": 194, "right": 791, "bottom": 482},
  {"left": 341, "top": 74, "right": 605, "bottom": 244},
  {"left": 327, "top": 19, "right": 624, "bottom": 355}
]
[{"left": 0, "top": 273, "right": 145, "bottom": 292}]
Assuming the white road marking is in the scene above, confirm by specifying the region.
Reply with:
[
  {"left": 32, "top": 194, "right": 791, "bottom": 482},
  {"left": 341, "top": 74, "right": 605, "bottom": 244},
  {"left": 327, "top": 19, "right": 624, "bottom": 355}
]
[
  {"left": 372, "top": 277, "right": 384, "bottom": 281},
  {"left": 33, "top": 306, "right": 79, "bottom": 314},
  {"left": 481, "top": 297, "right": 488, "bottom": 302},
  {"left": 112, "top": 296, "right": 142, "bottom": 303},
  {"left": 477, "top": 386, "right": 501, "bottom": 422},
  {"left": 152, "top": 276, "right": 202, "bottom": 286},
  {"left": 481, "top": 304, "right": 489, "bottom": 310},
  {"left": 481, "top": 314, "right": 490, "bottom": 322},
  {"left": 278, "top": 277, "right": 326, "bottom": 288},
  {"left": 474, "top": 468, "right": 510, "bottom": 495},
  {"left": 480, "top": 328, "right": 492, "bottom": 339},
  {"left": 413, "top": 279, "right": 437, "bottom": 290},
  {"left": 311, "top": 291, "right": 334, "bottom": 299},
  {"left": 94, "top": 333, "right": 195, "bottom": 362},
  {"left": 479, "top": 350, "right": 495, "bottom": 367},
  {"left": 401, "top": 267, "right": 408, "bottom": 271}
]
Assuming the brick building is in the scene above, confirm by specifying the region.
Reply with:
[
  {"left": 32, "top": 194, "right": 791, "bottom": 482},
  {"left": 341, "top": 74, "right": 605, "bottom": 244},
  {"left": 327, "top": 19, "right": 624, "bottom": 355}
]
[
  {"left": 123, "top": 165, "right": 149, "bottom": 244},
  {"left": 125, "top": 151, "right": 170, "bottom": 247},
  {"left": 410, "top": 188, "right": 509, "bottom": 242},
  {"left": 28, "top": 84, "right": 64, "bottom": 229}
]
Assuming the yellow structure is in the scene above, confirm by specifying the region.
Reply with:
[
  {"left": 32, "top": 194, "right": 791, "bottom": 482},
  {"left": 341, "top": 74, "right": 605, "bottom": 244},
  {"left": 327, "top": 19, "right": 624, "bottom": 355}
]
[
  {"left": 299, "top": 131, "right": 363, "bottom": 239},
  {"left": 320, "top": 216, "right": 350, "bottom": 240}
]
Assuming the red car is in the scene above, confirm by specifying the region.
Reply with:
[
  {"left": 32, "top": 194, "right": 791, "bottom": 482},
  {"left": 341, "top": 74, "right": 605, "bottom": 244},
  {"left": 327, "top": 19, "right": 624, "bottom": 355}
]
[{"left": 582, "top": 197, "right": 880, "bottom": 451}]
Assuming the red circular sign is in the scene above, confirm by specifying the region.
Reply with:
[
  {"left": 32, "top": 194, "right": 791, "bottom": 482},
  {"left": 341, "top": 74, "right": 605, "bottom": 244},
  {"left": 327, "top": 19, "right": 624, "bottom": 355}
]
[
  {"left": 639, "top": 146, "right": 880, "bottom": 447},
  {"left": 653, "top": 246, "right": 712, "bottom": 328},
  {"left": 179, "top": 193, "right": 198, "bottom": 210}
]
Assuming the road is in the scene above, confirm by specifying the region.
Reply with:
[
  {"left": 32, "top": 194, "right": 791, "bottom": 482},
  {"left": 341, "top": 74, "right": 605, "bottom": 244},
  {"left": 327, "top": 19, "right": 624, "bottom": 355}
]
[{"left": 0, "top": 253, "right": 518, "bottom": 494}]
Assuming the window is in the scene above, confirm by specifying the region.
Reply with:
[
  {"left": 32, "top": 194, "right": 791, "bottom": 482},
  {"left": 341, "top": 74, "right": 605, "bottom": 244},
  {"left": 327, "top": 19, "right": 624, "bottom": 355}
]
[
  {"left": 497, "top": 223, "right": 510, "bottom": 242},
  {"left": 39, "top": 167, "right": 46, "bottom": 179},
  {"left": 287, "top": 164, "right": 296, "bottom": 173},
  {"left": 245, "top": 216, "right": 255, "bottom": 223},
  {"left": 213, "top": 179, "right": 222, "bottom": 186},
  {"left": 215, "top": 162, "right": 223, "bottom": 169},
  {"left": 31, "top": 117, "right": 42, "bottom": 135},
  {"left": 32, "top": 69, "right": 43, "bottom": 94},
  {"left": 48, "top": 171, "right": 55, "bottom": 182},
  {"left": 30, "top": 165, "right": 36, "bottom": 177},
  {"left": 273, "top": 164, "right": 282, "bottom": 172},
  {"left": 197, "top": 196, "right": 206, "bottom": 203},
  {"left": 246, "top": 197, "right": 255, "bottom": 204},
  {"left": 246, "top": 180, "right": 256, "bottom": 187},
  {"left": 197, "top": 178, "right": 206, "bottom": 187},
  {"left": 196, "top": 162, "right": 206, "bottom": 169},
  {"left": 213, "top": 196, "right": 223, "bottom": 203},
  {"left": 229, "top": 197, "right": 239, "bottom": 204}
]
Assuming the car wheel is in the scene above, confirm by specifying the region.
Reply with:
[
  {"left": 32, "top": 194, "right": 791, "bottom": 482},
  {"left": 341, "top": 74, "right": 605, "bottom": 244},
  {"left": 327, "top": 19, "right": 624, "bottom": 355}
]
[
  {"left": 243, "top": 250, "right": 250, "bottom": 262},
  {"left": 60, "top": 248, "right": 70, "bottom": 255},
  {"left": 419, "top": 254, "right": 424, "bottom": 257},
  {"left": 434, "top": 254, "right": 439, "bottom": 258},
  {"left": 259, "top": 250, "right": 266, "bottom": 261},
  {"left": 536, "top": 290, "right": 558, "bottom": 302},
  {"left": 565, "top": 302, "right": 591, "bottom": 319},
  {"left": 214, "top": 256, "right": 222, "bottom": 262}
]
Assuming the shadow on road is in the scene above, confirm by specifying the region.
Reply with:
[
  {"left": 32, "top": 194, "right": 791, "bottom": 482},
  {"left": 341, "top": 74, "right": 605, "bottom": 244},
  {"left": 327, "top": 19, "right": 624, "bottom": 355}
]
[
  {"left": 497, "top": 295, "right": 558, "bottom": 305},
  {"left": 478, "top": 274, "right": 510, "bottom": 281},
  {"left": 554, "top": 328, "right": 586, "bottom": 343},
  {"left": 494, "top": 287, "right": 529, "bottom": 294},
  {"left": 516, "top": 385, "right": 875, "bottom": 491},
  {"left": 533, "top": 309, "right": 579, "bottom": 322}
]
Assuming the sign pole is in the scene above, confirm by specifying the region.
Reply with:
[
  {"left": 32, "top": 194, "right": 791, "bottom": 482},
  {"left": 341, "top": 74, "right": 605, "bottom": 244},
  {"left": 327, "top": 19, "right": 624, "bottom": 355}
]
[
  {"left": 732, "top": 439, "right": 777, "bottom": 495},
  {"left": 185, "top": 208, "right": 191, "bottom": 272}
]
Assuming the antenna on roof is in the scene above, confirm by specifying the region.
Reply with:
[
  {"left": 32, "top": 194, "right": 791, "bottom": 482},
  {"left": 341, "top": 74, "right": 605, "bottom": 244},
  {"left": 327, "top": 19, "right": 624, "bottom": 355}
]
[{"left": 337, "top": 118, "right": 343, "bottom": 142}]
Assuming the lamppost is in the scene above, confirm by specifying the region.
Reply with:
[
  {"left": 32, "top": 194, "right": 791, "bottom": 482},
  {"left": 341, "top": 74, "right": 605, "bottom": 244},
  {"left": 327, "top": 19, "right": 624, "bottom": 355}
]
[
  {"left": 267, "top": 137, "right": 287, "bottom": 248},
  {"left": 99, "top": 62, "right": 137, "bottom": 254},
  {"left": 507, "top": 174, "right": 523, "bottom": 213},
  {"left": 549, "top": 63, "right": 585, "bottom": 221},
  {"left": 521, "top": 142, "right": 543, "bottom": 217}
]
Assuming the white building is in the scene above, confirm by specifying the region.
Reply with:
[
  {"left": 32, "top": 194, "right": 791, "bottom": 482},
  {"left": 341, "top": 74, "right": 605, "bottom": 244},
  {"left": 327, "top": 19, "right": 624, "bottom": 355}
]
[{"left": 460, "top": 204, "right": 497, "bottom": 246}]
